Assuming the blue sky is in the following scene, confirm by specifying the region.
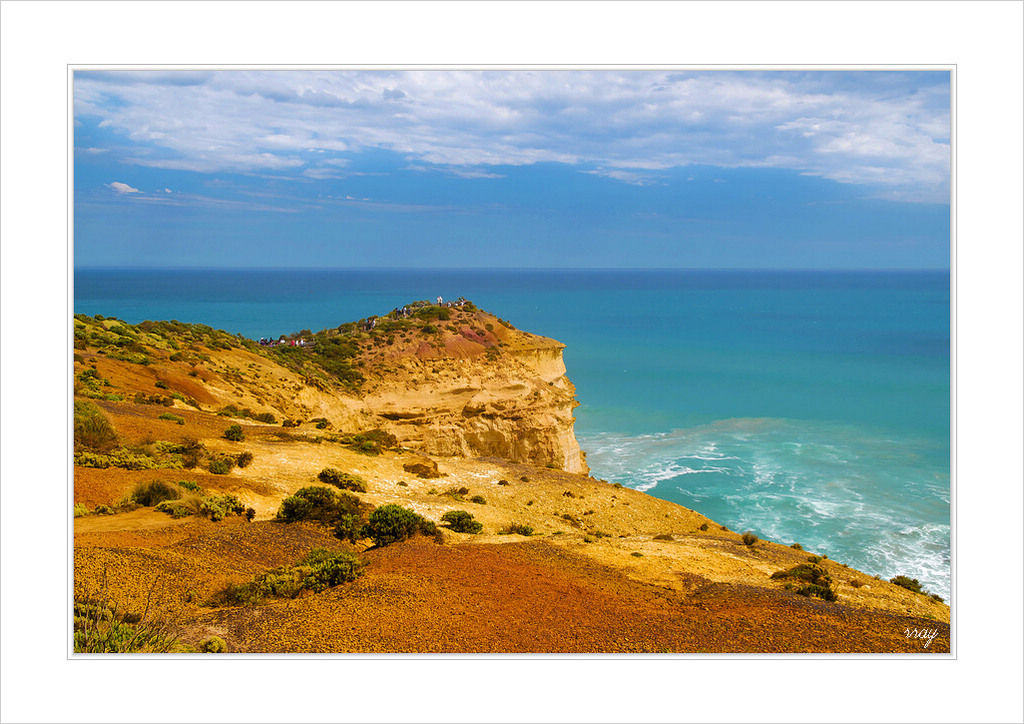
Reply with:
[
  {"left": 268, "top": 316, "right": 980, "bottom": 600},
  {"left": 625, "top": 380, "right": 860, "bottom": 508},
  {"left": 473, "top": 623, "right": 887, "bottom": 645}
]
[{"left": 74, "top": 69, "right": 950, "bottom": 269}]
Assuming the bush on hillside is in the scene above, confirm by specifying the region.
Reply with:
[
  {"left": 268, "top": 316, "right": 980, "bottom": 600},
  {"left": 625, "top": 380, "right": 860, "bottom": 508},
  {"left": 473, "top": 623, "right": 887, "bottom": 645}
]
[
  {"left": 359, "top": 504, "right": 437, "bottom": 547},
  {"left": 276, "top": 486, "right": 366, "bottom": 542},
  {"left": 208, "top": 549, "right": 366, "bottom": 608},
  {"left": 208, "top": 457, "right": 234, "bottom": 475},
  {"left": 498, "top": 523, "right": 534, "bottom": 536},
  {"left": 440, "top": 510, "right": 483, "bottom": 534},
  {"left": 128, "top": 480, "right": 181, "bottom": 507},
  {"left": 74, "top": 400, "right": 119, "bottom": 453},
  {"left": 200, "top": 636, "right": 227, "bottom": 653},
  {"left": 200, "top": 494, "right": 246, "bottom": 522},
  {"left": 771, "top": 562, "right": 838, "bottom": 602},
  {"left": 223, "top": 424, "right": 244, "bottom": 442},
  {"left": 741, "top": 531, "right": 759, "bottom": 546},
  {"left": 236, "top": 451, "right": 254, "bottom": 468},
  {"left": 317, "top": 468, "right": 367, "bottom": 493},
  {"left": 890, "top": 575, "right": 924, "bottom": 594}
]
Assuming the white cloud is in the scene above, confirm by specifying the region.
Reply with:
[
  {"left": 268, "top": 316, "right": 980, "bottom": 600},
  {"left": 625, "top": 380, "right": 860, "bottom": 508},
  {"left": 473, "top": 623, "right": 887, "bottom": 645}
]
[
  {"left": 106, "top": 181, "right": 141, "bottom": 194},
  {"left": 76, "top": 70, "right": 950, "bottom": 201}
]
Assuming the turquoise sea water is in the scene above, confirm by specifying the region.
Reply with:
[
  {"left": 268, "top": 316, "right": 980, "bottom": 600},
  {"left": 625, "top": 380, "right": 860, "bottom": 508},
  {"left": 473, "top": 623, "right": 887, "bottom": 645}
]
[{"left": 75, "top": 268, "right": 951, "bottom": 598}]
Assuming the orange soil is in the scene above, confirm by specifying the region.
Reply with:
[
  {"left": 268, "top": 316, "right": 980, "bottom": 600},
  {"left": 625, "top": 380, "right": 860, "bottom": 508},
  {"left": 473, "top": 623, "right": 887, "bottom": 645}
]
[{"left": 75, "top": 524, "right": 948, "bottom": 654}]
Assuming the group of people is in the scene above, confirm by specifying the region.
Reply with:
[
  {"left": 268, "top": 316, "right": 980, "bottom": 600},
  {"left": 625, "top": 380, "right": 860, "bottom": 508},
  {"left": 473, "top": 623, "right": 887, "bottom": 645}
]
[{"left": 257, "top": 337, "right": 310, "bottom": 347}]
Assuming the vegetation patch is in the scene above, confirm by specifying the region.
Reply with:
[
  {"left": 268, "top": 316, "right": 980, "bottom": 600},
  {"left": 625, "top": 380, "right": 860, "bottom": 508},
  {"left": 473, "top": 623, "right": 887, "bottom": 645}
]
[
  {"left": 317, "top": 468, "right": 368, "bottom": 493},
  {"left": 338, "top": 429, "right": 398, "bottom": 455},
  {"left": 208, "top": 549, "right": 366, "bottom": 607},
  {"left": 276, "top": 486, "right": 369, "bottom": 543},
  {"left": 741, "top": 531, "right": 759, "bottom": 546},
  {"left": 73, "top": 400, "right": 119, "bottom": 454},
  {"left": 200, "top": 636, "right": 227, "bottom": 653},
  {"left": 223, "top": 424, "right": 245, "bottom": 442},
  {"left": 442, "top": 486, "right": 470, "bottom": 502},
  {"left": 360, "top": 504, "right": 438, "bottom": 546},
  {"left": 158, "top": 412, "right": 185, "bottom": 425},
  {"left": 208, "top": 456, "right": 234, "bottom": 475},
  {"left": 771, "top": 562, "right": 838, "bottom": 602},
  {"left": 498, "top": 523, "right": 534, "bottom": 536},
  {"left": 441, "top": 510, "right": 483, "bottom": 534},
  {"left": 125, "top": 479, "right": 181, "bottom": 507},
  {"left": 74, "top": 595, "right": 182, "bottom": 653}
]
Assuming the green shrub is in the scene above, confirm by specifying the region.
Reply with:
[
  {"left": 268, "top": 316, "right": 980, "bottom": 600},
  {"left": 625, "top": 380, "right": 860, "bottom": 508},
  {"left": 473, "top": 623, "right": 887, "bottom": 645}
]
[
  {"left": 245, "top": 507, "right": 256, "bottom": 521},
  {"left": 771, "top": 562, "right": 838, "bottom": 602},
  {"left": 254, "top": 412, "right": 277, "bottom": 424},
  {"left": 653, "top": 533, "right": 674, "bottom": 541},
  {"left": 154, "top": 381, "right": 169, "bottom": 390},
  {"left": 317, "top": 468, "right": 367, "bottom": 493},
  {"left": 75, "top": 447, "right": 179, "bottom": 471},
  {"left": 890, "top": 575, "right": 924, "bottom": 594},
  {"left": 200, "top": 636, "right": 226, "bottom": 653},
  {"left": 94, "top": 504, "right": 114, "bottom": 515},
  {"left": 208, "top": 552, "right": 368, "bottom": 610},
  {"left": 497, "top": 480, "right": 510, "bottom": 486},
  {"left": 176, "top": 479, "right": 203, "bottom": 493},
  {"left": 699, "top": 523, "right": 709, "bottom": 531},
  {"left": 208, "top": 457, "right": 234, "bottom": 475},
  {"left": 129, "top": 480, "right": 181, "bottom": 507},
  {"left": 236, "top": 451, "right": 254, "bottom": 468},
  {"left": 790, "top": 542, "right": 803, "bottom": 550},
  {"left": 223, "top": 424, "right": 244, "bottom": 441},
  {"left": 631, "top": 552, "right": 644, "bottom": 558},
  {"left": 158, "top": 412, "right": 185, "bottom": 425},
  {"left": 795, "top": 583, "right": 838, "bottom": 602},
  {"left": 340, "top": 429, "right": 397, "bottom": 456},
  {"left": 499, "top": 523, "right": 534, "bottom": 536},
  {"left": 741, "top": 531, "right": 758, "bottom": 546},
  {"left": 74, "top": 503, "right": 90, "bottom": 518},
  {"left": 73, "top": 594, "right": 181, "bottom": 653},
  {"left": 277, "top": 486, "right": 366, "bottom": 542},
  {"left": 440, "top": 510, "right": 483, "bottom": 534},
  {"left": 155, "top": 498, "right": 199, "bottom": 519},
  {"left": 73, "top": 400, "right": 119, "bottom": 453},
  {"left": 470, "top": 495, "right": 487, "bottom": 505},
  {"left": 199, "top": 494, "right": 246, "bottom": 522},
  {"left": 360, "top": 504, "right": 437, "bottom": 546}
]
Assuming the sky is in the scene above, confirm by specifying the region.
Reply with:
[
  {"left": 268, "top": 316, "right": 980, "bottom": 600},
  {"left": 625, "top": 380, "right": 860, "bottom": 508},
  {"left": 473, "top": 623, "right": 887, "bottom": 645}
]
[{"left": 73, "top": 69, "right": 951, "bottom": 269}]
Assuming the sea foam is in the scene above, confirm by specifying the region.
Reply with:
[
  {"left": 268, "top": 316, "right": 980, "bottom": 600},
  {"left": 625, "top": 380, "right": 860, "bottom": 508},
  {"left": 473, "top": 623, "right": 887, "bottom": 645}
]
[{"left": 579, "top": 417, "right": 950, "bottom": 599}]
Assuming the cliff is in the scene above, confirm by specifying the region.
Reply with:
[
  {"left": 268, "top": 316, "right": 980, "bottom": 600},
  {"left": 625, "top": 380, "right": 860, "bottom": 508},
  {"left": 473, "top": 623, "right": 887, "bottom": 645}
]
[
  {"left": 358, "top": 328, "right": 587, "bottom": 474},
  {"left": 72, "top": 302, "right": 589, "bottom": 473}
]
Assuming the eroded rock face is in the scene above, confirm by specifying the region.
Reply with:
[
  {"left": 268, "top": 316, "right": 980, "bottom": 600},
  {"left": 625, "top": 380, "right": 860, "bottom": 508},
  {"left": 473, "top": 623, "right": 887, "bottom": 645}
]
[{"left": 361, "top": 335, "right": 589, "bottom": 474}]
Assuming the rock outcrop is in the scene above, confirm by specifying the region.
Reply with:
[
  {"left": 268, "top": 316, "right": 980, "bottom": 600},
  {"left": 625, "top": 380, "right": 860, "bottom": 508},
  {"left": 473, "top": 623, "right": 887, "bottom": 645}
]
[{"left": 357, "top": 316, "right": 588, "bottom": 474}]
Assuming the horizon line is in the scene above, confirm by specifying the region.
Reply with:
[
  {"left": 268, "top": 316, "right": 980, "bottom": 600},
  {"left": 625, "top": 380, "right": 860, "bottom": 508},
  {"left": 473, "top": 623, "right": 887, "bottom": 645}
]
[{"left": 74, "top": 265, "right": 952, "bottom": 273}]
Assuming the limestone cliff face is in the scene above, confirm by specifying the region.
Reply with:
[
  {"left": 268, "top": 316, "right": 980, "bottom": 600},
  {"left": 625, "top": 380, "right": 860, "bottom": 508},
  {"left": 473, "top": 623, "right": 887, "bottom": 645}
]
[{"left": 355, "top": 315, "right": 588, "bottom": 474}]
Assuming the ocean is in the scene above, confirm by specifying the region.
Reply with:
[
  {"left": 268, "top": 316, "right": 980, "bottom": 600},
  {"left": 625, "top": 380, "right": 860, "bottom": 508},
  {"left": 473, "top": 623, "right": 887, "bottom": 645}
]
[{"left": 74, "top": 268, "right": 951, "bottom": 599}]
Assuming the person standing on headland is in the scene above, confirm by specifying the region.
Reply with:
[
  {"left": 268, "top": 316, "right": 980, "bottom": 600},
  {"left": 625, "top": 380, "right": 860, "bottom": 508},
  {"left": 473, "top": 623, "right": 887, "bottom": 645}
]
[{"left": 437, "top": 295, "right": 443, "bottom": 305}]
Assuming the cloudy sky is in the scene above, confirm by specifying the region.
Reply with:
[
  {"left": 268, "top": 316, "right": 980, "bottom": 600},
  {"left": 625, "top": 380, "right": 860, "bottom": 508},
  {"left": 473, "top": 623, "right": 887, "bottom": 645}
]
[{"left": 74, "top": 69, "right": 950, "bottom": 268}]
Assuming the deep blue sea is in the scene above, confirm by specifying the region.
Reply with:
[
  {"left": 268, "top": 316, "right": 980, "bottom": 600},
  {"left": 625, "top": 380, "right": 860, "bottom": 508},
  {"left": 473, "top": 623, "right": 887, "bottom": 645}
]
[{"left": 75, "top": 268, "right": 951, "bottom": 599}]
